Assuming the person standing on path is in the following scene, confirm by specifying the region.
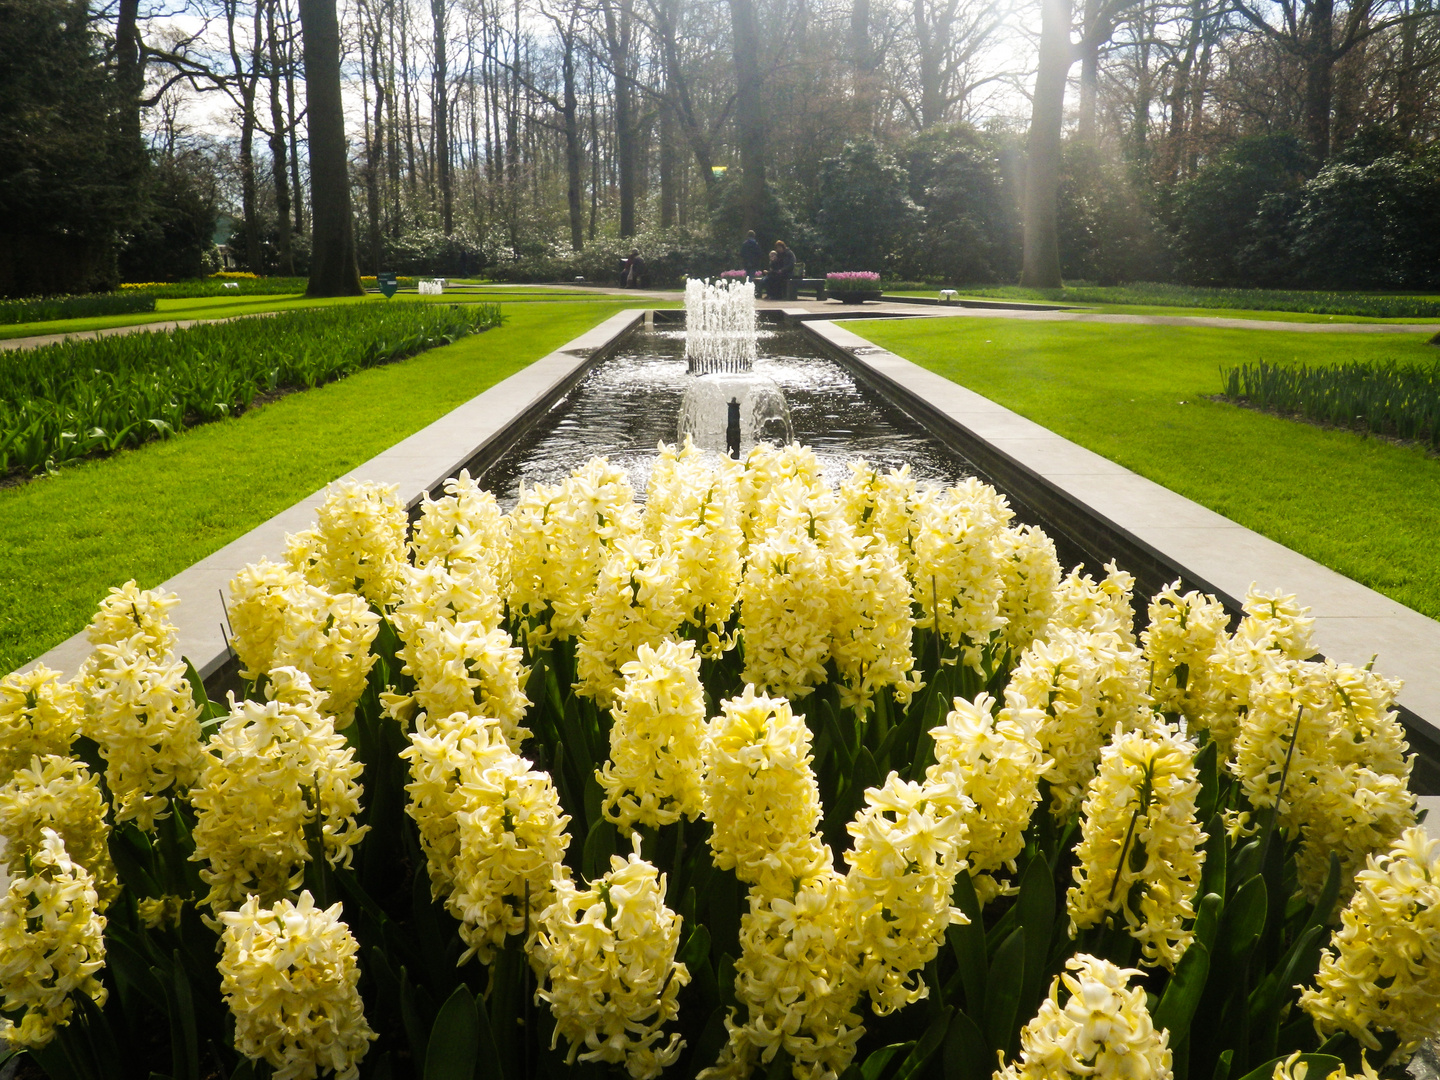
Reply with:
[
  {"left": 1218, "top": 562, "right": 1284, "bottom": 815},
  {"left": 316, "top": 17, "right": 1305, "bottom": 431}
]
[
  {"left": 741, "top": 230, "right": 763, "bottom": 275},
  {"left": 771, "top": 240, "right": 796, "bottom": 298}
]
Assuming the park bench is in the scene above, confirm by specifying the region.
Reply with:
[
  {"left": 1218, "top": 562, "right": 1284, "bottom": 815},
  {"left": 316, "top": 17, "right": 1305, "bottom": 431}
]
[{"left": 787, "top": 277, "right": 827, "bottom": 301}]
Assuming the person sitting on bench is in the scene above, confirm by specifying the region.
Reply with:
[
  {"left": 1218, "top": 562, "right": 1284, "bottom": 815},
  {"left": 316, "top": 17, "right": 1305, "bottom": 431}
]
[
  {"left": 620, "top": 248, "right": 646, "bottom": 288},
  {"left": 771, "top": 240, "right": 795, "bottom": 297}
]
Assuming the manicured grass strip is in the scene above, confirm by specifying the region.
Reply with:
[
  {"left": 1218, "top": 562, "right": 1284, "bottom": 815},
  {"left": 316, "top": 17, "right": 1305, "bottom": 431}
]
[
  {"left": 0, "top": 290, "right": 631, "bottom": 340},
  {"left": 1223, "top": 358, "right": 1440, "bottom": 449},
  {"left": 0, "top": 292, "right": 157, "bottom": 325},
  {"left": 1, "top": 302, "right": 501, "bottom": 474},
  {"left": 0, "top": 301, "right": 632, "bottom": 674},
  {"left": 937, "top": 282, "right": 1440, "bottom": 319},
  {"left": 850, "top": 317, "right": 1440, "bottom": 620},
  {"left": 887, "top": 292, "right": 1440, "bottom": 324}
]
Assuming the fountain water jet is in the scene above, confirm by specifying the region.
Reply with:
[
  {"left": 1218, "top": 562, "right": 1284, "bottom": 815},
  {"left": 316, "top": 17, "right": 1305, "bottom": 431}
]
[
  {"left": 683, "top": 278, "right": 758, "bottom": 373},
  {"left": 678, "top": 279, "right": 793, "bottom": 454}
]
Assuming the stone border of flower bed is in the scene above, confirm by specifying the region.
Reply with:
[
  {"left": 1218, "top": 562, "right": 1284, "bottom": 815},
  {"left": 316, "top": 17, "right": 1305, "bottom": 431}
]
[
  {"left": 798, "top": 315, "right": 1440, "bottom": 784},
  {"left": 21, "top": 308, "right": 648, "bottom": 688}
]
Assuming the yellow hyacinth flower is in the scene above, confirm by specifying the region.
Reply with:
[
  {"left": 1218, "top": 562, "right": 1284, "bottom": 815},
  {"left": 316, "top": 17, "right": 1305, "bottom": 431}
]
[
  {"left": 1067, "top": 726, "right": 1207, "bottom": 969},
  {"left": 447, "top": 727, "right": 571, "bottom": 964},
  {"left": 996, "top": 524, "right": 1062, "bottom": 655},
  {"left": 190, "top": 668, "right": 368, "bottom": 918},
  {"left": 845, "top": 773, "right": 968, "bottom": 1014},
  {"left": 1232, "top": 658, "right": 1415, "bottom": 901},
  {"left": 598, "top": 638, "right": 708, "bottom": 830},
  {"left": 701, "top": 686, "right": 831, "bottom": 894},
  {"left": 410, "top": 468, "right": 507, "bottom": 576},
  {"left": 405, "top": 617, "right": 531, "bottom": 750},
  {"left": 1141, "top": 582, "right": 1231, "bottom": 723},
  {"left": 1007, "top": 627, "right": 1151, "bottom": 819},
  {"left": 82, "top": 578, "right": 180, "bottom": 658},
  {"left": 533, "top": 845, "right": 690, "bottom": 1079},
  {"left": 927, "top": 692, "right": 1050, "bottom": 904},
  {"left": 0, "top": 666, "right": 82, "bottom": 783},
  {"left": 80, "top": 636, "right": 204, "bottom": 832},
  {"left": 505, "top": 457, "right": 641, "bottom": 644},
  {"left": 219, "top": 891, "right": 376, "bottom": 1080},
  {"left": 314, "top": 479, "right": 409, "bottom": 606},
  {"left": 643, "top": 440, "right": 745, "bottom": 649},
  {"left": 703, "top": 867, "right": 865, "bottom": 1080},
  {"left": 0, "top": 755, "right": 118, "bottom": 910},
  {"left": 996, "top": 954, "right": 1171, "bottom": 1080},
  {"left": 827, "top": 527, "right": 920, "bottom": 716},
  {"left": 1049, "top": 561, "right": 1138, "bottom": 642},
  {"left": 1299, "top": 827, "right": 1440, "bottom": 1064},
  {"left": 738, "top": 507, "right": 834, "bottom": 700},
  {"left": 909, "top": 480, "right": 1010, "bottom": 671},
  {"left": 0, "top": 829, "right": 108, "bottom": 1049},
  {"left": 576, "top": 534, "right": 687, "bottom": 706}
]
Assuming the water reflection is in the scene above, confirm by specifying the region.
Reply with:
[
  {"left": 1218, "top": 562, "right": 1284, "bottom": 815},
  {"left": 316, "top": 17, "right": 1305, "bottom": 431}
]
[{"left": 479, "top": 325, "right": 982, "bottom": 505}]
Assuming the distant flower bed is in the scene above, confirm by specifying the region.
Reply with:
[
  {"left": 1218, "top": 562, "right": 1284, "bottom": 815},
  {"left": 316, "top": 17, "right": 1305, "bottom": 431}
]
[
  {"left": 361, "top": 275, "right": 418, "bottom": 288},
  {"left": 0, "top": 302, "right": 501, "bottom": 475},
  {"left": 827, "top": 271, "right": 881, "bottom": 289},
  {"left": 121, "top": 277, "right": 311, "bottom": 298},
  {"left": 720, "top": 270, "right": 749, "bottom": 280},
  {"left": 0, "top": 292, "right": 156, "bottom": 326},
  {"left": 211, "top": 271, "right": 260, "bottom": 280}
]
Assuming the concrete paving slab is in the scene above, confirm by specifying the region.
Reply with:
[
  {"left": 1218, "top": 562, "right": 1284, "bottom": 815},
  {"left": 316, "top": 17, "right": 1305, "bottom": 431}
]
[{"left": 22, "top": 309, "right": 645, "bottom": 685}]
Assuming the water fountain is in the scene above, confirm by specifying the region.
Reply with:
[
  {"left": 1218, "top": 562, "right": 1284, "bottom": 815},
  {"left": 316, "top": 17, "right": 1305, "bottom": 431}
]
[
  {"left": 683, "top": 278, "right": 758, "bottom": 373},
  {"left": 677, "top": 278, "right": 793, "bottom": 455}
]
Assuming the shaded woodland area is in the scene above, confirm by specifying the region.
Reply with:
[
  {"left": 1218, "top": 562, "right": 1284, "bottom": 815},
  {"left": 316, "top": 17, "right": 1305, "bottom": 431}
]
[{"left": 2, "top": 0, "right": 1439, "bottom": 295}]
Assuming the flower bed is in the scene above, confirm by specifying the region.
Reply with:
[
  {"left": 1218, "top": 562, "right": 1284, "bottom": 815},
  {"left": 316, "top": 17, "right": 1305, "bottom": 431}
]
[
  {"left": 2, "top": 441, "right": 1434, "bottom": 1080},
  {"left": 0, "top": 292, "right": 157, "bottom": 326},
  {"left": 827, "top": 271, "right": 882, "bottom": 303},
  {"left": 0, "top": 302, "right": 502, "bottom": 475}
]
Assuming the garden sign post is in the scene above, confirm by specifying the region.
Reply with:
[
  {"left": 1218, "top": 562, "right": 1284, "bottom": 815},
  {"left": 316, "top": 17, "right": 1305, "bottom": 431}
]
[{"left": 378, "top": 272, "right": 397, "bottom": 298}]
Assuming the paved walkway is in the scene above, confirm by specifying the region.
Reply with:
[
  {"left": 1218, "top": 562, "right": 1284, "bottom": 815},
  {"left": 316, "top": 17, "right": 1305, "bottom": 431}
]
[
  {"left": 541, "top": 284, "right": 1440, "bottom": 334},
  {"left": 0, "top": 317, "right": 231, "bottom": 351},
  {"left": 3, "top": 287, "right": 1436, "bottom": 352}
]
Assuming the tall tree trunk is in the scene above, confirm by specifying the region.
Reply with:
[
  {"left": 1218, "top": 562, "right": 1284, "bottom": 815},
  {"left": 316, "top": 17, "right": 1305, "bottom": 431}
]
[
  {"left": 589, "top": 52, "right": 600, "bottom": 243},
  {"left": 562, "top": 33, "right": 584, "bottom": 250},
  {"left": 850, "top": 0, "right": 877, "bottom": 125},
  {"left": 299, "top": 0, "right": 363, "bottom": 296},
  {"left": 1076, "top": 0, "right": 1101, "bottom": 140},
  {"left": 267, "top": 0, "right": 295, "bottom": 275},
  {"left": 1394, "top": 0, "right": 1422, "bottom": 136},
  {"left": 366, "top": 6, "right": 385, "bottom": 273},
  {"left": 285, "top": 0, "right": 304, "bottom": 234},
  {"left": 730, "top": 0, "right": 766, "bottom": 233},
  {"left": 647, "top": 0, "right": 718, "bottom": 192},
  {"left": 239, "top": 98, "right": 261, "bottom": 271},
  {"left": 401, "top": 1, "right": 417, "bottom": 195},
  {"left": 659, "top": 98, "right": 678, "bottom": 230},
  {"left": 115, "top": 0, "right": 143, "bottom": 144},
  {"left": 602, "top": 0, "right": 638, "bottom": 237},
  {"left": 1303, "top": 0, "right": 1335, "bottom": 161},
  {"left": 1021, "top": 0, "right": 1074, "bottom": 289},
  {"left": 914, "top": 0, "right": 950, "bottom": 127},
  {"left": 1162, "top": 0, "right": 1204, "bottom": 183},
  {"left": 432, "top": 0, "right": 453, "bottom": 233}
]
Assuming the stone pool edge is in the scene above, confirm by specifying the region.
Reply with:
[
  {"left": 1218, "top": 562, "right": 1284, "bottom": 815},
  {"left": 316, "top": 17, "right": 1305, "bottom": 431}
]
[
  {"left": 801, "top": 316, "right": 1440, "bottom": 748},
  {"left": 22, "top": 308, "right": 648, "bottom": 686}
]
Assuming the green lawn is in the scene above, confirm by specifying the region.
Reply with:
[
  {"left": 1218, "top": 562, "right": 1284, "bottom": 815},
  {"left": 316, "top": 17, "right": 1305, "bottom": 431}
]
[
  {"left": 850, "top": 317, "right": 1440, "bottom": 619},
  {"left": 1, "top": 301, "right": 633, "bottom": 674},
  {"left": 886, "top": 291, "right": 1440, "bottom": 325},
  {"left": 0, "top": 287, "right": 627, "bottom": 340}
]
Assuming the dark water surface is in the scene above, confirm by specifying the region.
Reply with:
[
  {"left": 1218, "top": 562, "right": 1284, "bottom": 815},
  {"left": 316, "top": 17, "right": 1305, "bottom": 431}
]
[{"left": 479, "top": 325, "right": 984, "bottom": 504}]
